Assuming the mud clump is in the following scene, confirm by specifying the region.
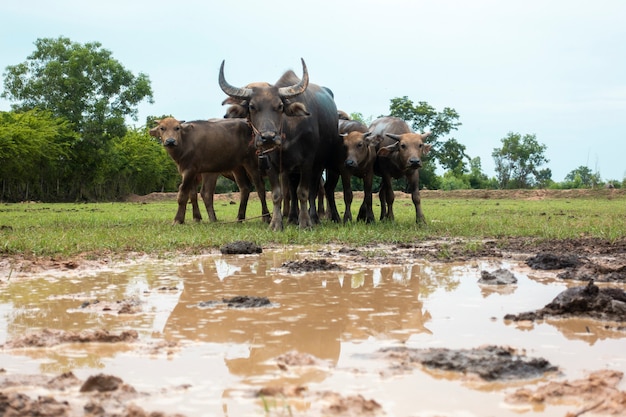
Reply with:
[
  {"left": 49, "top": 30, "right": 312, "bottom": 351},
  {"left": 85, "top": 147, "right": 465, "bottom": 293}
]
[
  {"left": 558, "top": 262, "right": 626, "bottom": 283},
  {"left": 526, "top": 253, "right": 581, "bottom": 270},
  {"left": 506, "top": 369, "right": 626, "bottom": 416},
  {"left": 381, "top": 345, "right": 557, "bottom": 381},
  {"left": 0, "top": 392, "right": 71, "bottom": 417},
  {"left": 504, "top": 280, "right": 626, "bottom": 322},
  {"left": 220, "top": 241, "right": 262, "bottom": 254},
  {"left": 2, "top": 329, "right": 138, "bottom": 348},
  {"left": 282, "top": 259, "right": 343, "bottom": 273},
  {"left": 198, "top": 295, "right": 272, "bottom": 309},
  {"left": 0, "top": 371, "right": 186, "bottom": 417},
  {"left": 478, "top": 268, "right": 517, "bottom": 285}
]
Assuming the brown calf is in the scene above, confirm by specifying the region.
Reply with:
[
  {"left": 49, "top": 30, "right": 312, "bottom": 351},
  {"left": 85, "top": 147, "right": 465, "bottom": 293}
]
[{"left": 150, "top": 117, "right": 269, "bottom": 224}]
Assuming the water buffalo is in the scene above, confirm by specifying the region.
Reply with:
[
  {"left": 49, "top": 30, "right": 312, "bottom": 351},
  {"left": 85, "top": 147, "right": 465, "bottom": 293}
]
[
  {"left": 219, "top": 59, "right": 341, "bottom": 231},
  {"left": 149, "top": 117, "right": 270, "bottom": 225},
  {"left": 369, "top": 116, "right": 432, "bottom": 224},
  {"left": 334, "top": 113, "right": 379, "bottom": 223}
]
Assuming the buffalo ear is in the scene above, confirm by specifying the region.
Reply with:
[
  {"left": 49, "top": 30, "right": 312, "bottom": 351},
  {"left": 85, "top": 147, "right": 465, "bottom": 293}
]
[
  {"left": 377, "top": 142, "right": 399, "bottom": 157},
  {"left": 224, "top": 104, "right": 248, "bottom": 119},
  {"left": 423, "top": 143, "right": 432, "bottom": 155},
  {"left": 285, "top": 102, "right": 310, "bottom": 117},
  {"left": 149, "top": 125, "right": 160, "bottom": 137}
]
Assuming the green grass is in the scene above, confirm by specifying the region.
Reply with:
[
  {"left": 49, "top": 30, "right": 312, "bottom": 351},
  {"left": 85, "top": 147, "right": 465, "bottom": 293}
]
[{"left": 1, "top": 191, "right": 625, "bottom": 259}]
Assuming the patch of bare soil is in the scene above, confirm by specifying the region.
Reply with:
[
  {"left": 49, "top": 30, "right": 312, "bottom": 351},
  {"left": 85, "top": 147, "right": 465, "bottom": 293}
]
[
  {"left": 282, "top": 258, "right": 344, "bottom": 273},
  {"left": 0, "top": 371, "right": 186, "bottom": 417},
  {"left": 197, "top": 295, "right": 274, "bottom": 309},
  {"left": 379, "top": 345, "right": 558, "bottom": 382},
  {"left": 504, "top": 280, "right": 626, "bottom": 323},
  {"left": 506, "top": 369, "right": 626, "bottom": 416},
  {"left": 1, "top": 329, "right": 138, "bottom": 349}
]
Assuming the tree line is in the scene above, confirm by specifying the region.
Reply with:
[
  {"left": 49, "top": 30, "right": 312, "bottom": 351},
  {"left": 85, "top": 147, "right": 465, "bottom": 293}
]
[{"left": 1, "top": 37, "right": 623, "bottom": 202}]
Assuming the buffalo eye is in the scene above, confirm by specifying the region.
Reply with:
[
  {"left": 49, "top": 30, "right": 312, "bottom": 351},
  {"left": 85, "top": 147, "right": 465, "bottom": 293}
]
[
  {"left": 249, "top": 103, "right": 257, "bottom": 112},
  {"left": 357, "top": 142, "right": 363, "bottom": 149},
  {"left": 400, "top": 143, "right": 407, "bottom": 150}
]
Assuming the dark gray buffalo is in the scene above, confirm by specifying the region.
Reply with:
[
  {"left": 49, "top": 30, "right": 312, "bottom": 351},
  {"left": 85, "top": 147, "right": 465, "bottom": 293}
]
[
  {"left": 150, "top": 117, "right": 270, "bottom": 225},
  {"left": 369, "top": 116, "right": 432, "bottom": 224},
  {"left": 219, "top": 59, "right": 341, "bottom": 231}
]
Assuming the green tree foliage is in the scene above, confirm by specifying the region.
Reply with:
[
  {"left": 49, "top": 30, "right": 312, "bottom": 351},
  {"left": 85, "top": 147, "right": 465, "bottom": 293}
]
[
  {"left": 1, "top": 37, "right": 154, "bottom": 201},
  {"left": 438, "top": 138, "right": 470, "bottom": 176},
  {"left": 563, "top": 166, "right": 601, "bottom": 188},
  {"left": 467, "top": 157, "right": 496, "bottom": 189},
  {"left": 105, "top": 127, "right": 179, "bottom": 197},
  {"left": 2, "top": 36, "right": 153, "bottom": 137},
  {"left": 492, "top": 132, "right": 549, "bottom": 189},
  {"left": 0, "top": 109, "right": 77, "bottom": 200}
]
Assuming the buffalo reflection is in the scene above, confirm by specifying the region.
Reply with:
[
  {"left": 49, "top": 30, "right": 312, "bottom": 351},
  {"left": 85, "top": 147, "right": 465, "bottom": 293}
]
[{"left": 162, "top": 251, "right": 434, "bottom": 380}]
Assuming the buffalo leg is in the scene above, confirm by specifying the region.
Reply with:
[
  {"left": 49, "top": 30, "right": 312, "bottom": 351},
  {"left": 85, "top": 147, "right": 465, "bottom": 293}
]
[
  {"left": 199, "top": 172, "right": 220, "bottom": 222},
  {"left": 342, "top": 171, "right": 354, "bottom": 223},
  {"left": 379, "top": 175, "right": 394, "bottom": 221},
  {"left": 268, "top": 167, "right": 284, "bottom": 231},
  {"left": 189, "top": 178, "right": 203, "bottom": 222},
  {"left": 232, "top": 166, "right": 252, "bottom": 222},
  {"left": 286, "top": 172, "right": 299, "bottom": 225},
  {"left": 357, "top": 171, "right": 375, "bottom": 223},
  {"left": 244, "top": 164, "right": 270, "bottom": 223},
  {"left": 174, "top": 172, "right": 195, "bottom": 224},
  {"left": 317, "top": 178, "right": 326, "bottom": 219},
  {"left": 297, "top": 170, "right": 314, "bottom": 229},
  {"left": 324, "top": 169, "right": 342, "bottom": 223},
  {"left": 407, "top": 172, "right": 426, "bottom": 224}
]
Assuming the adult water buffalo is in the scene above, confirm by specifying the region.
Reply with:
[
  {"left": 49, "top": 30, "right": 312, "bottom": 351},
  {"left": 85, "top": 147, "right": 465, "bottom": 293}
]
[
  {"left": 219, "top": 59, "right": 341, "bottom": 231},
  {"left": 369, "top": 116, "right": 432, "bottom": 224},
  {"left": 149, "top": 117, "right": 270, "bottom": 225}
]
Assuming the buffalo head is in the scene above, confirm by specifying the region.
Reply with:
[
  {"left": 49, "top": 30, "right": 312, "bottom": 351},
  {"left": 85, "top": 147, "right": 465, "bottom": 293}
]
[
  {"left": 379, "top": 132, "right": 432, "bottom": 170},
  {"left": 150, "top": 117, "right": 188, "bottom": 148},
  {"left": 219, "top": 59, "right": 310, "bottom": 149}
]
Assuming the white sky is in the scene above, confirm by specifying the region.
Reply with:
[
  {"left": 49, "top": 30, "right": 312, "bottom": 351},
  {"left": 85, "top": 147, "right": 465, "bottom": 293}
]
[{"left": 2, "top": 0, "right": 625, "bottom": 181}]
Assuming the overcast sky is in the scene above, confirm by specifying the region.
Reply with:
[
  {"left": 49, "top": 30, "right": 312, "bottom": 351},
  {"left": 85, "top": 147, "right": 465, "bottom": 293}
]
[{"left": 2, "top": 0, "right": 625, "bottom": 181}]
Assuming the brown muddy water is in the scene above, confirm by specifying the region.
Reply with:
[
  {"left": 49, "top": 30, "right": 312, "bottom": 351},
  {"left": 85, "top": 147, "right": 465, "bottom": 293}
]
[{"left": 1, "top": 246, "right": 625, "bottom": 416}]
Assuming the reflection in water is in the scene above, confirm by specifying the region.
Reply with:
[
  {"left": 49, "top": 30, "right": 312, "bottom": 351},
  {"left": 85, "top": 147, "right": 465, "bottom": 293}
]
[{"left": 0, "top": 249, "right": 625, "bottom": 417}]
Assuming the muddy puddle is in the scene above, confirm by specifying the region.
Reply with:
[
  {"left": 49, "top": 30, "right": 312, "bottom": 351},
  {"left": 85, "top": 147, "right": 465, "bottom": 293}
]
[{"left": 1, "top": 246, "right": 625, "bottom": 416}]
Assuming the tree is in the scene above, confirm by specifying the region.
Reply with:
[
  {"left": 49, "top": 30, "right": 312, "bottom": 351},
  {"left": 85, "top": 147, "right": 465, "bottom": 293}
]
[
  {"left": 0, "top": 109, "right": 77, "bottom": 201},
  {"left": 2, "top": 37, "right": 153, "bottom": 137},
  {"left": 564, "top": 166, "right": 601, "bottom": 188},
  {"left": 438, "top": 138, "right": 470, "bottom": 176},
  {"left": 492, "top": 132, "right": 549, "bottom": 189},
  {"left": 2, "top": 37, "right": 153, "bottom": 199}
]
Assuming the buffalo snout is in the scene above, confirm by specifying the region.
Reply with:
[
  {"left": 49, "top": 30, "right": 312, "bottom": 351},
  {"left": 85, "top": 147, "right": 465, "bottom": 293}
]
[
  {"left": 256, "top": 131, "right": 281, "bottom": 147},
  {"left": 164, "top": 138, "right": 177, "bottom": 147},
  {"left": 408, "top": 157, "right": 422, "bottom": 168},
  {"left": 345, "top": 159, "right": 358, "bottom": 168}
]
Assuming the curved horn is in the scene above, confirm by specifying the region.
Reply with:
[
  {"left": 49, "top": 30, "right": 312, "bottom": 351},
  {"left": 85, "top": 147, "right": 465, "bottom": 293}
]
[
  {"left": 218, "top": 60, "right": 253, "bottom": 100},
  {"left": 385, "top": 133, "right": 401, "bottom": 141},
  {"left": 277, "top": 58, "right": 309, "bottom": 98}
]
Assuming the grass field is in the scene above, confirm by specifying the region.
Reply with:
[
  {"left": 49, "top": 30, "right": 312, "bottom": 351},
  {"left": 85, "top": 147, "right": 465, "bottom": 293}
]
[{"left": 1, "top": 189, "right": 625, "bottom": 259}]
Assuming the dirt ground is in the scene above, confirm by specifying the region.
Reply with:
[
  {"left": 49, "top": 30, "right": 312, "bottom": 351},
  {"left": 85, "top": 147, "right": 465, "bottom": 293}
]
[{"left": 1, "top": 189, "right": 626, "bottom": 416}]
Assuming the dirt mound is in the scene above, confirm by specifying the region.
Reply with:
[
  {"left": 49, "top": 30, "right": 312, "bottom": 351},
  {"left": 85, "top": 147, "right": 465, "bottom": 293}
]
[
  {"left": 380, "top": 345, "right": 557, "bottom": 381},
  {"left": 504, "top": 280, "right": 626, "bottom": 322}
]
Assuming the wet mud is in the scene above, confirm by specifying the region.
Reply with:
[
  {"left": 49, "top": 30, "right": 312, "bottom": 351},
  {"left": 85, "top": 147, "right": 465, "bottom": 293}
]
[
  {"left": 379, "top": 345, "right": 558, "bottom": 381},
  {"left": 1, "top": 237, "right": 626, "bottom": 416},
  {"left": 505, "top": 280, "right": 626, "bottom": 323}
]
